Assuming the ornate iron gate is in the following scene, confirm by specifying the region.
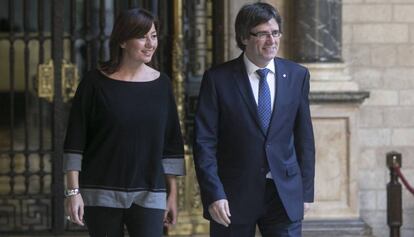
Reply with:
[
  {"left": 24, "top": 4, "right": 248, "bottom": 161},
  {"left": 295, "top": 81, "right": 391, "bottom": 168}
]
[
  {"left": 0, "top": 0, "right": 60, "bottom": 234},
  {"left": 0, "top": 0, "right": 172, "bottom": 234}
]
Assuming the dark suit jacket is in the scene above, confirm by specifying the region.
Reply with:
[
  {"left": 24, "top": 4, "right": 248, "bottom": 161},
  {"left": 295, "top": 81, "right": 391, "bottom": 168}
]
[{"left": 193, "top": 54, "right": 315, "bottom": 224}]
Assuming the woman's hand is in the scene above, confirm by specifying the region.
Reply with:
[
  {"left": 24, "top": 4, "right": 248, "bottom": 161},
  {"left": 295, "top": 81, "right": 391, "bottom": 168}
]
[
  {"left": 65, "top": 194, "right": 85, "bottom": 226},
  {"left": 65, "top": 171, "right": 84, "bottom": 226},
  {"left": 164, "top": 175, "right": 178, "bottom": 227},
  {"left": 164, "top": 192, "right": 177, "bottom": 226}
]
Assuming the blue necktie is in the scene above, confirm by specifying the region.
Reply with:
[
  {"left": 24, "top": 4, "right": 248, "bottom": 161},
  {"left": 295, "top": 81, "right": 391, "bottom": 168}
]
[{"left": 256, "top": 68, "right": 271, "bottom": 133}]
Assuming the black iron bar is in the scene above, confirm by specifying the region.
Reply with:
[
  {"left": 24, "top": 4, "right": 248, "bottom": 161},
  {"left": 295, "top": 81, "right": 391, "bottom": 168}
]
[
  {"left": 84, "top": 0, "right": 91, "bottom": 70},
  {"left": 386, "top": 151, "right": 402, "bottom": 237},
  {"left": 8, "top": 0, "right": 16, "bottom": 196},
  {"left": 38, "top": 0, "right": 46, "bottom": 195},
  {"left": 51, "top": 0, "right": 65, "bottom": 233},
  {"left": 99, "top": 0, "right": 106, "bottom": 61},
  {"left": 23, "top": 0, "right": 31, "bottom": 195},
  {"left": 70, "top": 0, "right": 77, "bottom": 63}
]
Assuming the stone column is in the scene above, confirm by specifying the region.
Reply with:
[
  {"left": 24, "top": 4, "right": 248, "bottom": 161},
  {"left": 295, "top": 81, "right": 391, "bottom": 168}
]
[{"left": 294, "top": 0, "right": 342, "bottom": 63}]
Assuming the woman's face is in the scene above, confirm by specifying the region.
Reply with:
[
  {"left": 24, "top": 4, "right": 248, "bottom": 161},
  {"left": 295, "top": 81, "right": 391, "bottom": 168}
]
[{"left": 121, "top": 23, "right": 158, "bottom": 64}]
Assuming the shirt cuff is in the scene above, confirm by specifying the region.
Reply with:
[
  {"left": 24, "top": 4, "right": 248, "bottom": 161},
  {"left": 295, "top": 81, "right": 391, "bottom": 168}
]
[
  {"left": 63, "top": 153, "right": 82, "bottom": 172},
  {"left": 162, "top": 157, "right": 185, "bottom": 176}
]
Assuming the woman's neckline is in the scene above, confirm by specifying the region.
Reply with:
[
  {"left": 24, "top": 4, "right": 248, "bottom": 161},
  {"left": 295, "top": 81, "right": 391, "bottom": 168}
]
[{"left": 98, "top": 70, "right": 161, "bottom": 83}]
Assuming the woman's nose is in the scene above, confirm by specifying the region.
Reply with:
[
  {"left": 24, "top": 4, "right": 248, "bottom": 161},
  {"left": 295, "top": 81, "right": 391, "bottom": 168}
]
[{"left": 145, "top": 37, "right": 157, "bottom": 47}]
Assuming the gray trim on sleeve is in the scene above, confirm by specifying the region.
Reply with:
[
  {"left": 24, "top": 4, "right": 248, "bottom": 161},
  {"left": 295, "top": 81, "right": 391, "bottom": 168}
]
[
  {"left": 162, "top": 158, "right": 185, "bottom": 176},
  {"left": 63, "top": 153, "right": 82, "bottom": 172},
  {"left": 81, "top": 189, "right": 167, "bottom": 210}
]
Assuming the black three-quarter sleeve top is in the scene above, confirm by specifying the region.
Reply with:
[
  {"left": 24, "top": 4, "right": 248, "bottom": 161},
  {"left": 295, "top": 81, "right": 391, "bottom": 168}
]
[{"left": 63, "top": 69, "right": 185, "bottom": 210}]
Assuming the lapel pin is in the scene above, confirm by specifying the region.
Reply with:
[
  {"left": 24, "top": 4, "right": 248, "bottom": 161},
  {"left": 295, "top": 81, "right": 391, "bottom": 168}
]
[{"left": 282, "top": 73, "right": 287, "bottom": 78}]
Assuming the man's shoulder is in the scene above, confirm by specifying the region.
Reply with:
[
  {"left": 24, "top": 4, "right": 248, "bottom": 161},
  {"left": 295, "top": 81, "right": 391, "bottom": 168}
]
[
  {"left": 206, "top": 57, "right": 241, "bottom": 75},
  {"left": 276, "top": 57, "right": 308, "bottom": 73}
]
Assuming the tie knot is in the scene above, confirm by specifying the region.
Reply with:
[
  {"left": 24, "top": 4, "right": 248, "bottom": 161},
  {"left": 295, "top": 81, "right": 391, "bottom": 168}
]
[{"left": 256, "top": 68, "right": 270, "bottom": 80}]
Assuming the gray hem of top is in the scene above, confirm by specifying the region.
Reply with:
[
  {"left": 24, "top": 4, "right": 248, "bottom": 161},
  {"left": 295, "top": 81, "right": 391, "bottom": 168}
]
[{"left": 81, "top": 188, "right": 167, "bottom": 210}]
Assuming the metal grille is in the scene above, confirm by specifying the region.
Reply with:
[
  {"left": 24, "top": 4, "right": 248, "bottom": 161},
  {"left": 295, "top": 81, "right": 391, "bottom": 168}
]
[
  {"left": 0, "top": 0, "right": 54, "bottom": 233},
  {"left": 183, "top": 0, "right": 214, "bottom": 144}
]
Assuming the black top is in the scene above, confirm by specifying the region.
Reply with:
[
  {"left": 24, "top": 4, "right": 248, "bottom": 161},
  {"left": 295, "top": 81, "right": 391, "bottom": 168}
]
[{"left": 63, "top": 69, "right": 184, "bottom": 209}]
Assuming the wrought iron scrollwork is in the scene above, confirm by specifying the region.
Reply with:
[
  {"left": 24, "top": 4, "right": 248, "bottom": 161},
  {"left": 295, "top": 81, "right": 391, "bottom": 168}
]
[{"left": 37, "top": 60, "right": 79, "bottom": 103}]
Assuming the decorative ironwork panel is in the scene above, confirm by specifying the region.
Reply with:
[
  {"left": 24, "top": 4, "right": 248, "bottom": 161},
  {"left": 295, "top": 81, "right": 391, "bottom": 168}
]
[
  {"left": 0, "top": 0, "right": 172, "bottom": 234},
  {"left": 0, "top": 0, "right": 54, "bottom": 233},
  {"left": 168, "top": 0, "right": 214, "bottom": 235}
]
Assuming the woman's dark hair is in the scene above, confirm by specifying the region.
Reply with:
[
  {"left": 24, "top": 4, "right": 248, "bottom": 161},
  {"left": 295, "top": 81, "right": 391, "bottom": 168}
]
[
  {"left": 100, "top": 8, "right": 158, "bottom": 74},
  {"left": 235, "top": 2, "right": 282, "bottom": 51}
]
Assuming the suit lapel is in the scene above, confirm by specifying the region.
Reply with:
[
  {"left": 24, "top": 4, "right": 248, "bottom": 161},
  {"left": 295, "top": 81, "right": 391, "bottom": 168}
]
[
  {"left": 267, "top": 58, "right": 285, "bottom": 138},
  {"left": 233, "top": 55, "right": 265, "bottom": 136}
]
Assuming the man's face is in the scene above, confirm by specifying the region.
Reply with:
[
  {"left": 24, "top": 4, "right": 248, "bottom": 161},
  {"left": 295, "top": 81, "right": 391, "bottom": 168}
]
[{"left": 242, "top": 18, "right": 280, "bottom": 67}]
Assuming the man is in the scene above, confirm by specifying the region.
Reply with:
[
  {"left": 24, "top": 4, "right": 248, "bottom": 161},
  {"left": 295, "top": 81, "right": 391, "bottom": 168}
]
[{"left": 193, "top": 2, "right": 315, "bottom": 237}]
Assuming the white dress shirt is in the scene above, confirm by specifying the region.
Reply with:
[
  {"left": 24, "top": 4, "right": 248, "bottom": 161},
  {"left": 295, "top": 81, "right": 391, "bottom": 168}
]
[
  {"left": 243, "top": 54, "right": 276, "bottom": 110},
  {"left": 243, "top": 54, "right": 276, "bottom": 179}
]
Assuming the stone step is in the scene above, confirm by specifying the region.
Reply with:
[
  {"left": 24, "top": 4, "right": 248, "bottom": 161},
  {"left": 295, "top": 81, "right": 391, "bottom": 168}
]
[
  {"left": 8, "top": 219, "right": 375, "bottom": 237},
  {"left": 303, "top": 219, "right": 374, "bottom": 237},
  {"left": 172, "top": 219, "right": 375, "bottom": 237}
]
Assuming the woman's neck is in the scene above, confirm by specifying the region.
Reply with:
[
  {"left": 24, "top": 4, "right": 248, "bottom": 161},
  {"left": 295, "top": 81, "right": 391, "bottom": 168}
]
[
  {"left": 115, "top": 63, "right": 147, "bottom": 81},
  {"left": 107, "top": 59, "right": 159, "bottom": 82}
]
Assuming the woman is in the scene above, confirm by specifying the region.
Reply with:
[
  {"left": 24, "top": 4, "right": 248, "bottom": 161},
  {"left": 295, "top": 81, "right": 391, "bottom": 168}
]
[{"left": 63, "top": 8, "right": 185, "bottom": 237}]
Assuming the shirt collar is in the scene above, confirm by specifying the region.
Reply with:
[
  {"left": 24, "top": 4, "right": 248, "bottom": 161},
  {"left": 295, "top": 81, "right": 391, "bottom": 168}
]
[{"left": 243, "top": 53, "right": 275, "bottom": 77}]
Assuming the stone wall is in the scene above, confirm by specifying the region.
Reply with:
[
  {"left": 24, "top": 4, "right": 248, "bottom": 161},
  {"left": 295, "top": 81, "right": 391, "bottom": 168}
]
[{"left": 344, "top": 1, "right": 414, "bottom": 236}]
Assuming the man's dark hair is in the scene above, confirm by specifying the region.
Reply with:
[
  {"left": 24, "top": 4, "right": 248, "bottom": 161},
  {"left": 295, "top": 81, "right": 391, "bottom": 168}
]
[
  {"left": 100, "top": 8, "right": 158, "bottom": 74},
  {"left": 235, "top": 2, "right": 282, "bottom": 51}
]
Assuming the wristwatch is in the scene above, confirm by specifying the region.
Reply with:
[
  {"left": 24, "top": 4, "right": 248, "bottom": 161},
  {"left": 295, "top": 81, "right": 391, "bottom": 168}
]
[{"left": 64, "top": 188, "right": 80, "bottom": 197}]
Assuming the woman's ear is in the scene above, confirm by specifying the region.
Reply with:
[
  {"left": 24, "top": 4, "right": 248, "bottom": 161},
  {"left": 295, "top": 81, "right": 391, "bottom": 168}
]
[
  {"left": 120, "top": 42, "right": 126, "bottom": 48},
  {"left": 241, "top": 37, "right": 248, "bottom": 46}
]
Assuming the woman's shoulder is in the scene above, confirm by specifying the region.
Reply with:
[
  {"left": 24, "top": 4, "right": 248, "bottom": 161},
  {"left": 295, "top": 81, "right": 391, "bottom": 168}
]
[
  {"left": 157, "top": 72, "right": 174, "bottom": 91},
  {"left": 158, "top": 72, "right": 171, "bottom": 81},
  {"left": 81, "top": 69, "right": 103, "bottom": 83},
  {"left": 76, "top": 69, "right": 104, "bottom": 91}
]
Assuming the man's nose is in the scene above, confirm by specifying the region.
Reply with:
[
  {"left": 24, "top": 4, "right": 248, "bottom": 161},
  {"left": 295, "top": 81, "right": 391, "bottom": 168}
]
[{"left": 265, "top": 35, "right": 277, "bottom": 43}]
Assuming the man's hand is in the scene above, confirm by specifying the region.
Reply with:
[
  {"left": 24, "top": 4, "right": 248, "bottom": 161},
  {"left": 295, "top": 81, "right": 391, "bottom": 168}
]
[
  {"left": 208, "top": 199, "right": 231, "bottom": 227},
  {"left": 304, "top": 202, "right": 311, "bottom": 213}
]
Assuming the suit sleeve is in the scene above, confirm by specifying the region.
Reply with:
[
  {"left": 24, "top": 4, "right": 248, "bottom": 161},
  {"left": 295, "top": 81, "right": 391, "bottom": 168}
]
[
  {"left": 162, "top": 79, "right": 185, "bottom": 176},
  {"left": 294, "top": 68, "right": 316, "bottom": 202},
  {"left": 193, "top": 70, "right": 227, "bottom": 209}
]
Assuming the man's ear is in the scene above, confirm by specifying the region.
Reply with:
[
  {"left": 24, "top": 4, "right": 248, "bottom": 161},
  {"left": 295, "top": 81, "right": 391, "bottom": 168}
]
[{"left": 120, "top": 42, "right": 126, "bottom": 48}]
